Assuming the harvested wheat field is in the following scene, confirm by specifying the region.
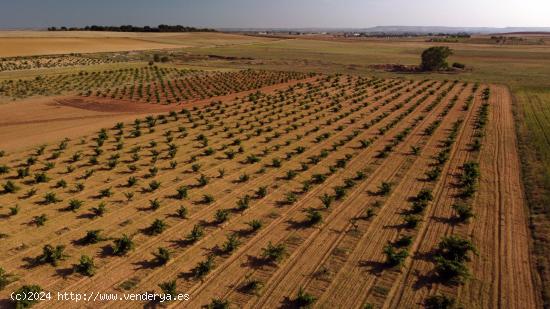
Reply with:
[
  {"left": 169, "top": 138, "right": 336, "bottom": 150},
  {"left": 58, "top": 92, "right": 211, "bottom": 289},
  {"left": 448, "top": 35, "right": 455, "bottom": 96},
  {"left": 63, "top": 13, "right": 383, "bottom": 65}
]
[{"left": 0, "top": 68, "right": 539, "bottom": 308}]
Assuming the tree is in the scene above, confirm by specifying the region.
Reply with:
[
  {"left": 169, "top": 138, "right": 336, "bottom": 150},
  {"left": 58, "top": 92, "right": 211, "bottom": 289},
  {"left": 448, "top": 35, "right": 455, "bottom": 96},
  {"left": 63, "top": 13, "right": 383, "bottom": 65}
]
[
  {"left": 421, "top": 46, "right": 453, "bottom": 71},
  {"left": 247, "top": 220, "right": 263, "bottom": 233},
  {"left": 214, "top": 209, "right": 230, "bottom": 224},
  {"left": 0, "top": 267, "right": 16, "bottom": 290},
  {"left": 81, "top": 230, "right": 105, "bottom": 245},
  {"left": 2, "top": 180, "right": 19, "bottom": 193},
  {"left": 153, "top": 247, "right": 171, "bottom": 265},
  {"left": 186, "top": 224, "right": 204, "bottom": 243},
  {"left": 111, "top": 234, "right": 135, "bottom": 255},
  {"left": 90, "top": 202, "right": 107, "bottom": 218},
  {"left": 261, "top": 242, "right": 286, "bottom": 263},
  {"left": 159, "top": 280, "right": 177, "bottom": 299},
  {"left": 148, "top": 219, "right": 167, "bottom": 235},
  {"left": 305, "top": 208, "right": 323, "bottom": 226},
  {"left": 37, "top": 245, "right": 67, "bottom": 266},
  {"left": 74, "top": 255, "right": 96, "bottom": 276},
  {"left": 425, "top": 294, "right": 457, "bottom": 309},
  {"left": 220, "top": 234, "right": 241, "bottom": 254},
  {"left": 293, "top": 287, "right": 317, "bottom": 308},
  {"left": 193, "top": 255, "right": 215, "bottom": 279},
  {"left": 383, "top": 244, "right": 408, "bottom": 267},
  {"left": 205, "top": 298, "right": 230, "bottom": 309},
  {"left": 11, "top": 285, "right": 43, "bottom": 309}
]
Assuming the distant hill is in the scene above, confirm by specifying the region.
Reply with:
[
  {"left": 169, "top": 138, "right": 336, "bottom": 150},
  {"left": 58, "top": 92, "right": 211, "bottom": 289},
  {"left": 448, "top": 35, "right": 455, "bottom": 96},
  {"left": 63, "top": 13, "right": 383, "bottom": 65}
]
[
  {"left": 360, "top": 26, "right": 550, "bottom": 34},
  {"left": 222, "top": 26, "right": 550, "bottom": 35}
]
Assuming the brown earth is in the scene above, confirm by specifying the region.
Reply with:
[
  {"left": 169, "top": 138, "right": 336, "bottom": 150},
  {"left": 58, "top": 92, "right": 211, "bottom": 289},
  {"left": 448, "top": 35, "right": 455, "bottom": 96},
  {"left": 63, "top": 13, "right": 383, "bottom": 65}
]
[
  {"left": 0, "top": 77, "right": 314, "bottom": 153},
  {"left": 0, "top": 76, "right": 540, "bottom": 309}
]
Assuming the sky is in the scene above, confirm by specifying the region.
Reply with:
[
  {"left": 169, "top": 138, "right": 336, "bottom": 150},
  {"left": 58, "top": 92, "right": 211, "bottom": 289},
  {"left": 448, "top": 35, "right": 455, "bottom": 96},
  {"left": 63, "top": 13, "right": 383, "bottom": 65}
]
[{"left": 0, "top": 0, "right": 549, "bottom": 29}]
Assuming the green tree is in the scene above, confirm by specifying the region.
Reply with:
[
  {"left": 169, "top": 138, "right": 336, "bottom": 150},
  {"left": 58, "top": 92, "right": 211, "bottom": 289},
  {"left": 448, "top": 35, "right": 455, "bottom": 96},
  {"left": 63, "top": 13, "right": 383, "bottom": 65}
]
[{"left": 421, "top": 46, "right": 453, "bottom": 71}]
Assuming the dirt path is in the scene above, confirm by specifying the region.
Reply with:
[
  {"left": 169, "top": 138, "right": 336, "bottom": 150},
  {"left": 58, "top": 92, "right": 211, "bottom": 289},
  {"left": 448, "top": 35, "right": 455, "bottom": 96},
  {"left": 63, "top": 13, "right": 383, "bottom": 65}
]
[{"left": 459, "top": 85, "right": 539, "bottom": 308}]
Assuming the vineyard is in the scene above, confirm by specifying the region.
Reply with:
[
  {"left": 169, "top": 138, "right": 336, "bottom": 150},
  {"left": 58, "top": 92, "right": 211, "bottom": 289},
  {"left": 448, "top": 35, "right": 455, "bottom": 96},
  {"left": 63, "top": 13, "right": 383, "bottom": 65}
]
[
  {"left": 0, "top": 66, "right": 313, "bottom": 103},
  {"left": 0, "top": 73, "right": 536, "bottom": 308}
]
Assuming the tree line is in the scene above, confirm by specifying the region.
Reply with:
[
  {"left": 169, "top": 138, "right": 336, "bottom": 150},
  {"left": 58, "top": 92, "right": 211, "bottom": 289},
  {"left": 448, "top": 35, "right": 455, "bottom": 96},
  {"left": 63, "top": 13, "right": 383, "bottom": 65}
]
[{"left": 47, "top": 24, "right": 216, "bottom": 32}]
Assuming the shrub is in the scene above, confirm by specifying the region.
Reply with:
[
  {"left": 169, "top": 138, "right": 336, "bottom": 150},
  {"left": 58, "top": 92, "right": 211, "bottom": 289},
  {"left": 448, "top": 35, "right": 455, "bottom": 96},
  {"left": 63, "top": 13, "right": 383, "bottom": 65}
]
[
  {"left": 74, "top": 182, "right": 85, "bottom": 192},
  {"left": 437, "top": 235, "right": 476, "bottom": 262},
  {"left": 261, "top": 242, "right": 286, "bottom": 263},
  {"left": 43, "top": 192, "right": 61, "bottom": 204},
  {"left": 284, "top": 192, "right": 298, "bottom": 205},
  {"left": 159, "top": 280, "right": 177, "bottom": 299},
  {"left": 197, "top": 174, "right": 209, "bottom": 187},
  {"left": 0, "top": 267, "right": 16, "bottom": 290},
  {"left": 221, "top": 234, "right": 241, "bottom": 254},
  {"left": 148, "top": 219, "right": 167, "bottom": 235},
  {"left": 305, "top": 209, "right": 323, "bottom": 226},
  {"left": 153, "top": 247, "right": 171, "bottom": 265},
  {"left": 403, "top": 214, "right": 422, "bottom": 229},
  {"left": 215, "top": 209, "right": 230, "bottom": 224},
  {"left": 293, "top": 287, "right": 317, "bottom": 308},
  {"left": 319, "top": 194, "right": 333, "bottom": 209},
  {"left": 33, "top": 214, "right": 47, "bottom": 226},
  {"left": 191, "top": 163, "right": 201, "bottom": 172},
  {"left": 2, "top": 180, "right": 19, "bottom": 193},
  {"left": 434, "top": 256, "right": 470, "bottom": 283},
  {"left": 37, "top": 244, "right": 67, "bottom": 266},
  {"left": 74, "top": 255, "right": 96, "bottom": 276},
  {"left": 111, "top": 234, "right": 135, "bottom": 256},
  {"left": 149, "top": 180, "right": 161, "bottom": 192},
  {"left": 90, "top": 202, "right": 107, "bottom": 217},
  {"left": 394, "top": 235, "right": 413, "bottom": 248},
  {"left": 127, "top": 176, "right": 138, "bottom": 187},
  {"left": 334, "top": 186, "right": 347, "bottom": 200},
  {"left": 285, "top": 170, "right": 297, "bottom": 180},
  {"left": 247, "top": 220, "right": 263, "bottom": 233},
  {"left": 452, "top": 62, "right": 465, "bottom": 69},
  {"left": 238, "top": 173, "right": 250, "bottom": 183},
  {"left": 236, "top": 195, "right": 251, "bottom": 211},
  {"left": 271, "top": 158, "right": 282, "bottom": 168},
  {"left": 82, "top": 230, "right": 105, "bottom": 245},
  {"left": 246, "top": 154, "right": 261, "bottom": 164},
  {"left": 425, "top": 294, "right": 457, "bottom": 309},
  {"left": 241, "top": 278, "right": 263, "bottom": 295},
  {"left": 17, "top": 167, "right": 30, "bottom": 179},
  {"left": 34, "top": 172, "right": 50, "bottom": 183},
  {"left": 67, "top": 199, "right": 84, "bottom": 212},
  {"left": 11, "top": 285, "right": 43, "bottom": 309},
  {"left": 9, "top": 205, "right": 20, "bottom": 216},
  {"left": 205, "top": 298, "right": 229, "bottom": 309},
  {"left": 359, "top": 139, "right": 372, "bottom": 149},
  {"left": 176, "top": 206, "right": 188, "bottom": 219},
  {"left": 452, "top": 203, "right": 474, "bottom": 222},
  {"left": 175, "top": 186, "right": 188, "bottom": 200},
  {"left": 426, "top": 166, "right": 442, "bottom": 181},
  {"left": 202, "top": 194, "right": 215, "bottom": 204},
  {"left": 255, "top": 186, "right": 268, "bottom": 199},
  {"left": 377, "top": 182, "right": 392, "bottom": 196},
  {"left": 149, "top": 198, "right": 161, "bottom": 210},
  {"left": 383, "top": 244, "right": 408, "bottom": 267},
  {"left": 124, "top": 191, "right": 135, "bottom": 202},
  {"left": 355, "top": 171, "right": 366, "bottom": 180},
  {"left": 99, "top": 187, "right": 113, "bottom": 198},
  {"left": 193, "top": 255, "right": 215, "bottom": 279},
  {"left": 186, "top": 224, "right": 204, "bottom": 243}
]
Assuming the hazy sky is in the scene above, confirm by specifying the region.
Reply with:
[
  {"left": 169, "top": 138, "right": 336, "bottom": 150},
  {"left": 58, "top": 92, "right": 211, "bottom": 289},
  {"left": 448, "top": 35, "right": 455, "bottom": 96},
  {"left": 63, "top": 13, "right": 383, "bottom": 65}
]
[{"left": 1, "top": 0, "right": 548, "bottom": 29}]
